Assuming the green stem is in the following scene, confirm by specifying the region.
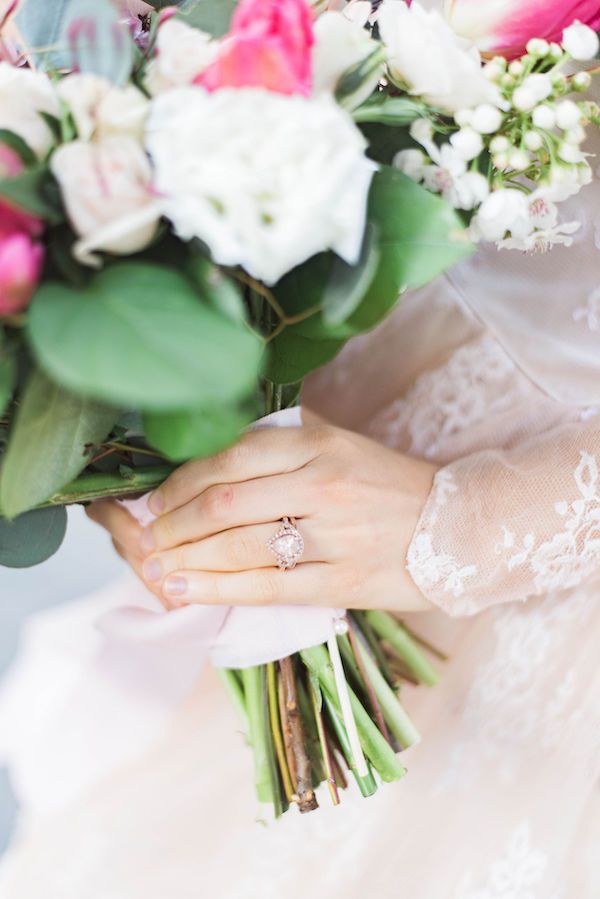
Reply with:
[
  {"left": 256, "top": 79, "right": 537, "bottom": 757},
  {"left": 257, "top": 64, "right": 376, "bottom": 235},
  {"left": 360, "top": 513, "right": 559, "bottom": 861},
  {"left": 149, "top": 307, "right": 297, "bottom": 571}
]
[
  {"left": 37, "top": 465, "right": 175, "bottom": 508},
  {"left": 323, "top": 695, "right": 377, "bottom": 798},
  {"left": 301, "top": 644, "right": 406, "bottom": 784},
  {"left": 365, "top": 611, "right": 440, "bottom": 687},
  {"left": 217, "top": 669, "right": 249, "bottom": 734},
  {"left": 242, "top": 666, "right": 275, "bottom": 807},
  {"left": 350, "top": 611, "right": 396, "bottom": 689},
  {"left": 308, "top": 678, "right": 340, "bottom": 806},
  {"left": 266, "top": 662, "right": 294, "bottom": 804}
]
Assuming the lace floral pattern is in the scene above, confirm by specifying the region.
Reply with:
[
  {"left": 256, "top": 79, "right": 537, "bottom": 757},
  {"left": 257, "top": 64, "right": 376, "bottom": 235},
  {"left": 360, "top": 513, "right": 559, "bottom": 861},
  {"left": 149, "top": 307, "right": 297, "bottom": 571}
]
[
  {"left": 454, "top": 822, "right": 548, "bottom": 899},
  {"left": 498, "top": 452, "right": 600, "bottom": 594},
  {"left": 573, "top": 285, "right": 600, "bottom": 332},
  {"left": 369, "top": 336, "right": 520, "bottom": 459}
]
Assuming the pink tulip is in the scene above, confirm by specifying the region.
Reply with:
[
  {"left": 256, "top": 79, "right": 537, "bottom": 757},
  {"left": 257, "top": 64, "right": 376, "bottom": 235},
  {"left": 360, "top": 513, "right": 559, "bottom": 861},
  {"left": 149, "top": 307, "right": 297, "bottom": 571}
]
[
  {"left": 0, "top": 143, "right": 44, "bottom": 239},
  {"left": 199, "top": 0, "right": 314, "bottom": 96},
  {"left": 0, "top": 232, "right": 44, "bottom": 316},
  {"left": 445, "top": 0, "right": 600, "bottom": 58}
]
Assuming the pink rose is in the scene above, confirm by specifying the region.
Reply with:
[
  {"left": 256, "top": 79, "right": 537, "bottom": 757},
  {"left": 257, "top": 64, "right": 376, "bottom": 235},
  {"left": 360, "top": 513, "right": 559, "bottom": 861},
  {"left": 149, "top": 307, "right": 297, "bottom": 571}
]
[
  {"left": 446, "top": 0, "right": 600, "bottom": 59},
  {"left": 200, "top": 0, "right": 314, "bottom": 96},
  {"left": 0, "top": 231, "right": 44, "bottom": 316}
]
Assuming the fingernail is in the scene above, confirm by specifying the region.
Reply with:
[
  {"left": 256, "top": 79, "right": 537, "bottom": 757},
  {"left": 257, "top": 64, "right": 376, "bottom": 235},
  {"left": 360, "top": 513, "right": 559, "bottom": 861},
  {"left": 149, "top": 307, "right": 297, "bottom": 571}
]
[
  {"left": 140, "top": 527, "right": 155, "bottom": 554},
  {"left": 142, "top": 557, "right": 162, "bottom": 582},
  {"left": 164, "top": 575, "right": 187, "bottom": 597},
  {"left": 148, "top": 491, "right": 164, "bottom": 515}
]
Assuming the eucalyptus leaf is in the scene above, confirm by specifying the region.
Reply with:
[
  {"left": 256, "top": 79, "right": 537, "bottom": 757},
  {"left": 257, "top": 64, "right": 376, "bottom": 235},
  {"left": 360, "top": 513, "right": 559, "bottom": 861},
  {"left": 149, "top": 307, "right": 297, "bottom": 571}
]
[
  {"left": 177, "top": 0, "right": 238, "bottom": 37},
  {"left": 144, "top": 403, "right": 254, "bottom": 462},
  {"left": 28, "top": 262, "right": 263, "bottom": 411},
  {"left": 0, "top": 167, "right": 63, "bottom": 223},
  {"left": 188, "top": 257, "right": 247, "bottom": 324},
  {"left": 323, "top": 224, "right": 380, "bottom": 326},
  {"left": 62, "top": 0, "right": 135, "bottom": 85},
  {"left": 0, "top": 129, "right": 37, "bottom": 167},
  {"left": 0, "top": 368, "right": 118, "bottom": 518},
  {"left": 0, "top": 506, "right": 67, "bottom": 568}
]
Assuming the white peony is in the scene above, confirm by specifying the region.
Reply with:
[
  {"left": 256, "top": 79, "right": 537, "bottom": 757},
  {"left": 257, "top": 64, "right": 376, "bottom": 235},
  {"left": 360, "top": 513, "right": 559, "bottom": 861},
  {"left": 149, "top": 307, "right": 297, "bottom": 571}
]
[
  {"left": 0, "top": 62, "right": 59, "bottom": 158},
  {"left": 144, "top": 19, "right": 219, "bottom": 96},
  {"left": 57, "top": 74, "right": 149, "bottom": 142},
  {"left": 312, "top": 11, "right": 383, "bottom": 109},
  {"left": 146, "top": 87, "right": 376, "bottom": 285},
  {"left": 51, "top": 137, "right": 161, "bottom": 265},
  {"left": 377, "top": 0, "right": 502, "bottom": 114}
]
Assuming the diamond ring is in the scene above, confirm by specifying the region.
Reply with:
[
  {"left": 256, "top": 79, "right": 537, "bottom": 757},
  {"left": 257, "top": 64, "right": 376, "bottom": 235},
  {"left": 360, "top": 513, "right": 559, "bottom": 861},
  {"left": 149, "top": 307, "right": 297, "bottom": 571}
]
[{"left": 267, "top": 517, "right": 304, "bottom": 570}]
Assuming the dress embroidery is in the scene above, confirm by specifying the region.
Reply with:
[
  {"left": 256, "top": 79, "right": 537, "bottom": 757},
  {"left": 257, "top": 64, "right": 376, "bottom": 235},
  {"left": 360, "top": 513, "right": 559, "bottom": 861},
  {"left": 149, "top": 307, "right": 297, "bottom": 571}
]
[
  {"left": 454, "top": 821, "right": 548, "bottom": 899},
  {"left": 573, "top": 284, "right": 600, "bottom": 331}
]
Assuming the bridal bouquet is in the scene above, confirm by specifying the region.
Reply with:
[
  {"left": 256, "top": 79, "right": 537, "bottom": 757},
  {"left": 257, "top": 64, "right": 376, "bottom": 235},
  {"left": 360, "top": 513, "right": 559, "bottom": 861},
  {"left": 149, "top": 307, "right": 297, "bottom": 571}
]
[{"left": 0, "top": 0, "right": 598, "bottom": 815}]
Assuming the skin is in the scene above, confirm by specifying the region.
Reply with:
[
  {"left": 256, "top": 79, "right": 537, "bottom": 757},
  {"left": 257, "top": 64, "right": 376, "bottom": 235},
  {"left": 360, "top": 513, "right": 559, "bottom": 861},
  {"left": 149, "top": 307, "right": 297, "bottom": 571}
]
[{"left": 86, "top": 422, "right": 438, "bottom": 613}]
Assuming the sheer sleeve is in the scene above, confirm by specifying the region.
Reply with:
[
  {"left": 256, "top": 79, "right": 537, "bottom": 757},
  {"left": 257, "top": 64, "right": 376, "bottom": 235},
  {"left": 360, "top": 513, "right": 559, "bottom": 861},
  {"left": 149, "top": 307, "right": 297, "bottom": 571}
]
[{"left": 406, "top": 413, "right": 600, "bottom": 617}]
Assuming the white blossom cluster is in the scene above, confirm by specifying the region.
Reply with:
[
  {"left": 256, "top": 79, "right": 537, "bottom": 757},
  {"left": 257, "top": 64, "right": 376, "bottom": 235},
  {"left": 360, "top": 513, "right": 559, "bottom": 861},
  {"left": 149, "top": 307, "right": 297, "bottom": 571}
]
[{"left": 392, "top": 17, "right": 600, "bottom": 253}]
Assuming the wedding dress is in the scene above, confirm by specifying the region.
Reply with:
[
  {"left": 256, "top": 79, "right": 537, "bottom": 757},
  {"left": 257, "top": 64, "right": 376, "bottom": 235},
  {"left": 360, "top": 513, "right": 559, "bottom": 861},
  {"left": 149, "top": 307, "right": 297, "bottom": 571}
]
[{"left": 1, "top": 108, "right": 600, "bottom": 899}]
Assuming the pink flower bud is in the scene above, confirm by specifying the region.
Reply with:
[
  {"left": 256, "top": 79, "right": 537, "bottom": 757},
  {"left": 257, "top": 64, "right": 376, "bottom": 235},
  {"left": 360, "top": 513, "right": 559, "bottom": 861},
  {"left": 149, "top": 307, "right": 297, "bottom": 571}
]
[
  {"left": 0, "top": 232, "right": 44, "bottom": 316},
  {"left": 199, "top": 0, "right": 314, "bottom": 96},
  {"left": 446, "top": 0, "right": 600, "bottom": 59}
]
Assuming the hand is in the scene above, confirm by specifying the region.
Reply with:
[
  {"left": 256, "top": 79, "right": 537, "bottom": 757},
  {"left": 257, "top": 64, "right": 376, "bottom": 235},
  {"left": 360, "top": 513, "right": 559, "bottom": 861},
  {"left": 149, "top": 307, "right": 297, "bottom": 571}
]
[{"left": 87, "top": 424, "right": 437, "bottom": 612}]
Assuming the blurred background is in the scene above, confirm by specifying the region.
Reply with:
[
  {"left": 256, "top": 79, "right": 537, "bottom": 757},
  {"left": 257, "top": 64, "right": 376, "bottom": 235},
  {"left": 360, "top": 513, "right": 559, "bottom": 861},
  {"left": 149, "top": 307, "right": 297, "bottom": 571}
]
[{"left": 0, "top": 508, "right": 125, "bottom": 854}]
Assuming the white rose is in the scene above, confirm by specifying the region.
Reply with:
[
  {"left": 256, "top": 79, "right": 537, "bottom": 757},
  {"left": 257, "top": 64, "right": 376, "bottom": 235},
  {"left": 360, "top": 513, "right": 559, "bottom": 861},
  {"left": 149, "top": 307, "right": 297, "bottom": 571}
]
[
  {"left": 313, "top": 11, "right": 383, "bottom": 109},
  {"left": 51, "top": 137, "right": 161, "bottom": 266},
  {"left": 470, "top": 189, "right": 532, "bottom": 243},
  {"left": 562, "top": 21, "right": 600, "bottom": 61},
  {"left": 144, "top": 19, "right": 219, "bottom": 95},
  {"left": 146, "top": 87, "right": 376, "bottom": 285},
  {"left": 57, "top": 74, "right": 149, "bottom": 142},
  {"left": 0, "top": 62, "right": 59, "bottom": 158},
  {"left": 377, "top": 0, "right": 502, "bottom": 114}
]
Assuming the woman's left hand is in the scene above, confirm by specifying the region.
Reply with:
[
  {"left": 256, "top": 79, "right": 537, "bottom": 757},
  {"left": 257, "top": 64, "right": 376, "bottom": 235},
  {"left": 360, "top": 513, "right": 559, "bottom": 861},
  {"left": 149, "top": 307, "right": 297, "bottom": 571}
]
[{"left": 89, "top": 424, "right": 437, "bottom": 612}]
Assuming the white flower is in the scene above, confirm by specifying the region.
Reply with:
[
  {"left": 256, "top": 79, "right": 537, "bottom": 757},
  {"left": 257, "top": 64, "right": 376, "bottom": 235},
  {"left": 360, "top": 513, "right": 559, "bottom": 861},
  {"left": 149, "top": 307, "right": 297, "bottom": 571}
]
[
  {"left": 51, "top": 138, "right": 161, "bottom": 266},
  {"left": 393, "top": 148, "right": 427, "bottom": 180},
  {"left": 470, "top": 188, "right": 532, "bottom": 243},
  {"left": 557, "top": 141, "right": 586, "bottom": 164},
  {"left": 57, "top": 74, "right": 149, "bottom": 142},
  {"left": 512, "top": 73, "right": 552, "bottom": 111},
  {"left": 0, "top": 62, "right": 59, "bottom": 158},
  {"left": 562, "top": 21, "right": 600, "bottom": 61},
  {"left": 470, "top": 103, "right": 503, "bottom": 134},
  {"left": 377, "top": 0, "right": 501, "bottom": 114},
  {"left": 417, "top": 142, "right": 488, "bottom": 211},
  {"left": 541, "top": 162, "right": 592, "bottom": 201},
  {"left": 313, "top": 10, "right": 383, "bottom": 109},
  {"left": 144, "top": 19, "right": 219, "bottom": 95},
  {"left": 524, "top": 130, "right": 543, "bottom": 152},
  {"left": 449, "top": 127, "right": 483, "bottom": 160},
  {"left": 146, "top": 87, "right": 376, "bottom": 285},
  {"left": 532, "top": 104, "right": 556, "bottom": 129},
  {"left": 555, "top": 100, "right": 582, "bottom": 130},
  {"left": 499, "top": 220, "right": 581, "bottom": 252}
]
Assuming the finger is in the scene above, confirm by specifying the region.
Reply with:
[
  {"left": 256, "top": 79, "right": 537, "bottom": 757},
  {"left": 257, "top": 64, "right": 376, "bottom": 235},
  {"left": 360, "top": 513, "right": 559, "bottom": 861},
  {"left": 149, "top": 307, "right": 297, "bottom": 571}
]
[
  {"left": 147, "top": 426, "right": 325, "bottom": 516},
  {"left": 141, "top": 519, "right": 328, "bottom": 582},
  {"left": 143, "top": 471, "right": 314, "bottom": 554},
  {"left": 87, "top": 500, "right": 142, "bottom": 553},
  {"left": 158, "top": 562, "right": 335, "bottom": 607}
]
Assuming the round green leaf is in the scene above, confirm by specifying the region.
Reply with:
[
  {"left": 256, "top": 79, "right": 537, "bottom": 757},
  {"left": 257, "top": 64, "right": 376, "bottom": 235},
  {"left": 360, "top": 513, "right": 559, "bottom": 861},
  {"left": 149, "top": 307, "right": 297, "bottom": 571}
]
[
  {"left": 28, "top": 262, "right": 263, "bottom": 412},
  {"left": 0, "top": 506, "right": 67, "bottom": 568},
  {"left": 144, "top": 403, "right": 254, "bottom": 462}
]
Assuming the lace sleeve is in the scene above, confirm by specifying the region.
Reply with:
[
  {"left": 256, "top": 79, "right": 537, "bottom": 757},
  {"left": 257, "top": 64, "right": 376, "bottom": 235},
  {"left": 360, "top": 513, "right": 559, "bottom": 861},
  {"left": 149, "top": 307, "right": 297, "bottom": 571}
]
[{"left": 406, "top": 414, "right": 600, "bottom": 616}]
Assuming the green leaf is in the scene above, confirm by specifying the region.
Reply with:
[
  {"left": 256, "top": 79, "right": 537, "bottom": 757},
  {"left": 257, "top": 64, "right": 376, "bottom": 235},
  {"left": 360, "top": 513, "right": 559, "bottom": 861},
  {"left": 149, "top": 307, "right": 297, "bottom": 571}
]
[
  {"left": 188, "top": 256, "right": 247, "bottom": 324},
  {"left": 0, "top": 506, "right": 67, "bottom": 568},
  {"left": 61, "top": 0, "right": 135, "bottom": 86},
  {"left": 28, "top": 262, "right": 263, "bottom": 411},
  {"left": 335, "top": 47, "right": 386, "bottom": 109},
  {"left": 176, "top": 0, "right": 238, "bottom": 36},
  {"left": 144, "top": 403, "right": 254, "bottom": 462},
  {"left": 353, "top": 96, "right": 428, "bottom": 126},
  {"left": 323, "top": 224, "right": 380, "bottom": 327},
  {"left": 0, "top": 368, "right": 118, "bottom": 518},
  {"left": 0, "top": 338, "right": 15, "bottom": 417},
  {"left": 0, "top": 166, "right": 63, "bottom": 223},
  {"left": 0, "top": 129, "right": 37, "bottom": 167},
  {"left": 267, "top": 167, "right": 473, "bottom": 383}
]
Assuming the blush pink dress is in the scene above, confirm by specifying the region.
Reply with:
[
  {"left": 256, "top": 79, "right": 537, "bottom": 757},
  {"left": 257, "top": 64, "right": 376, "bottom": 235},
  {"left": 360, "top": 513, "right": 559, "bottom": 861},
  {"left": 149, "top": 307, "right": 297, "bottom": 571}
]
[{"left": 1, "top": 85, "right": 599, "bottom": 899}]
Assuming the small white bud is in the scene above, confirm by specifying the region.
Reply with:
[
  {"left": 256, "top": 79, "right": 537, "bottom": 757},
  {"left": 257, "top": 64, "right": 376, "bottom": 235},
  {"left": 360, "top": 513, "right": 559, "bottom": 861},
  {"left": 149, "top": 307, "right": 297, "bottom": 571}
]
[
  {"left": 562, "top": 21, "right": 600, "bottom": 61},
  {"left": 500, "top": 73, "right": 515, "bottom": 89},
  {"left": 572, "top": 71, "right": 592, "bottom": 91},
  {"left": 483, "top": 62, "right": 505, "bottom": 82},
  {"left": 450, "top": 127, "right": 484, "bottom": 161},
  {"left": 491, "top": 56, "right": 508, "bottom": 70},
  {"left": 509, "top": 60, "right": 525, "bottom": 76},
  {"left": 555, "top": 99, "right": 582, "bottom": 129},
  {"left": 564, "top": 124, "right": 586, "bottom": 144},
  {"left": 492, "top": 152, "right": 509, "bottom": 170},
  {"left": 557, "top": 142, "right": 584, "bottom": 163},
  {"left": 454, "top": 108, "right": 473, "bottom": 127},
  {"left": 548, "top": 42, "right": 563, "bottom": 61},
  {"left": 470, "top": 104, "right": 503, "bottom": 134},
  {"left": 512, "top": 87, "right": 536, "bottom": 111},
  {"left": 490, "top": 135, "right": 510, "bottom": 154},
  {"left": 410, "top": 118, "right": 434, "bottom": 147},
  {"left": 509, "top": 149, "right": 531, "bottom": 171},
  {"left": 532, "top": 104, "right": 557, "bottom": 129},
  {"left": 527, "top": 38, "right": 550, "bottom": 57},
  {"left": 524, "top": 131, "right": 544, "bottom": 152},
  {"left": 551, "top": 71, "right": 568, "bottom": 91}
]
